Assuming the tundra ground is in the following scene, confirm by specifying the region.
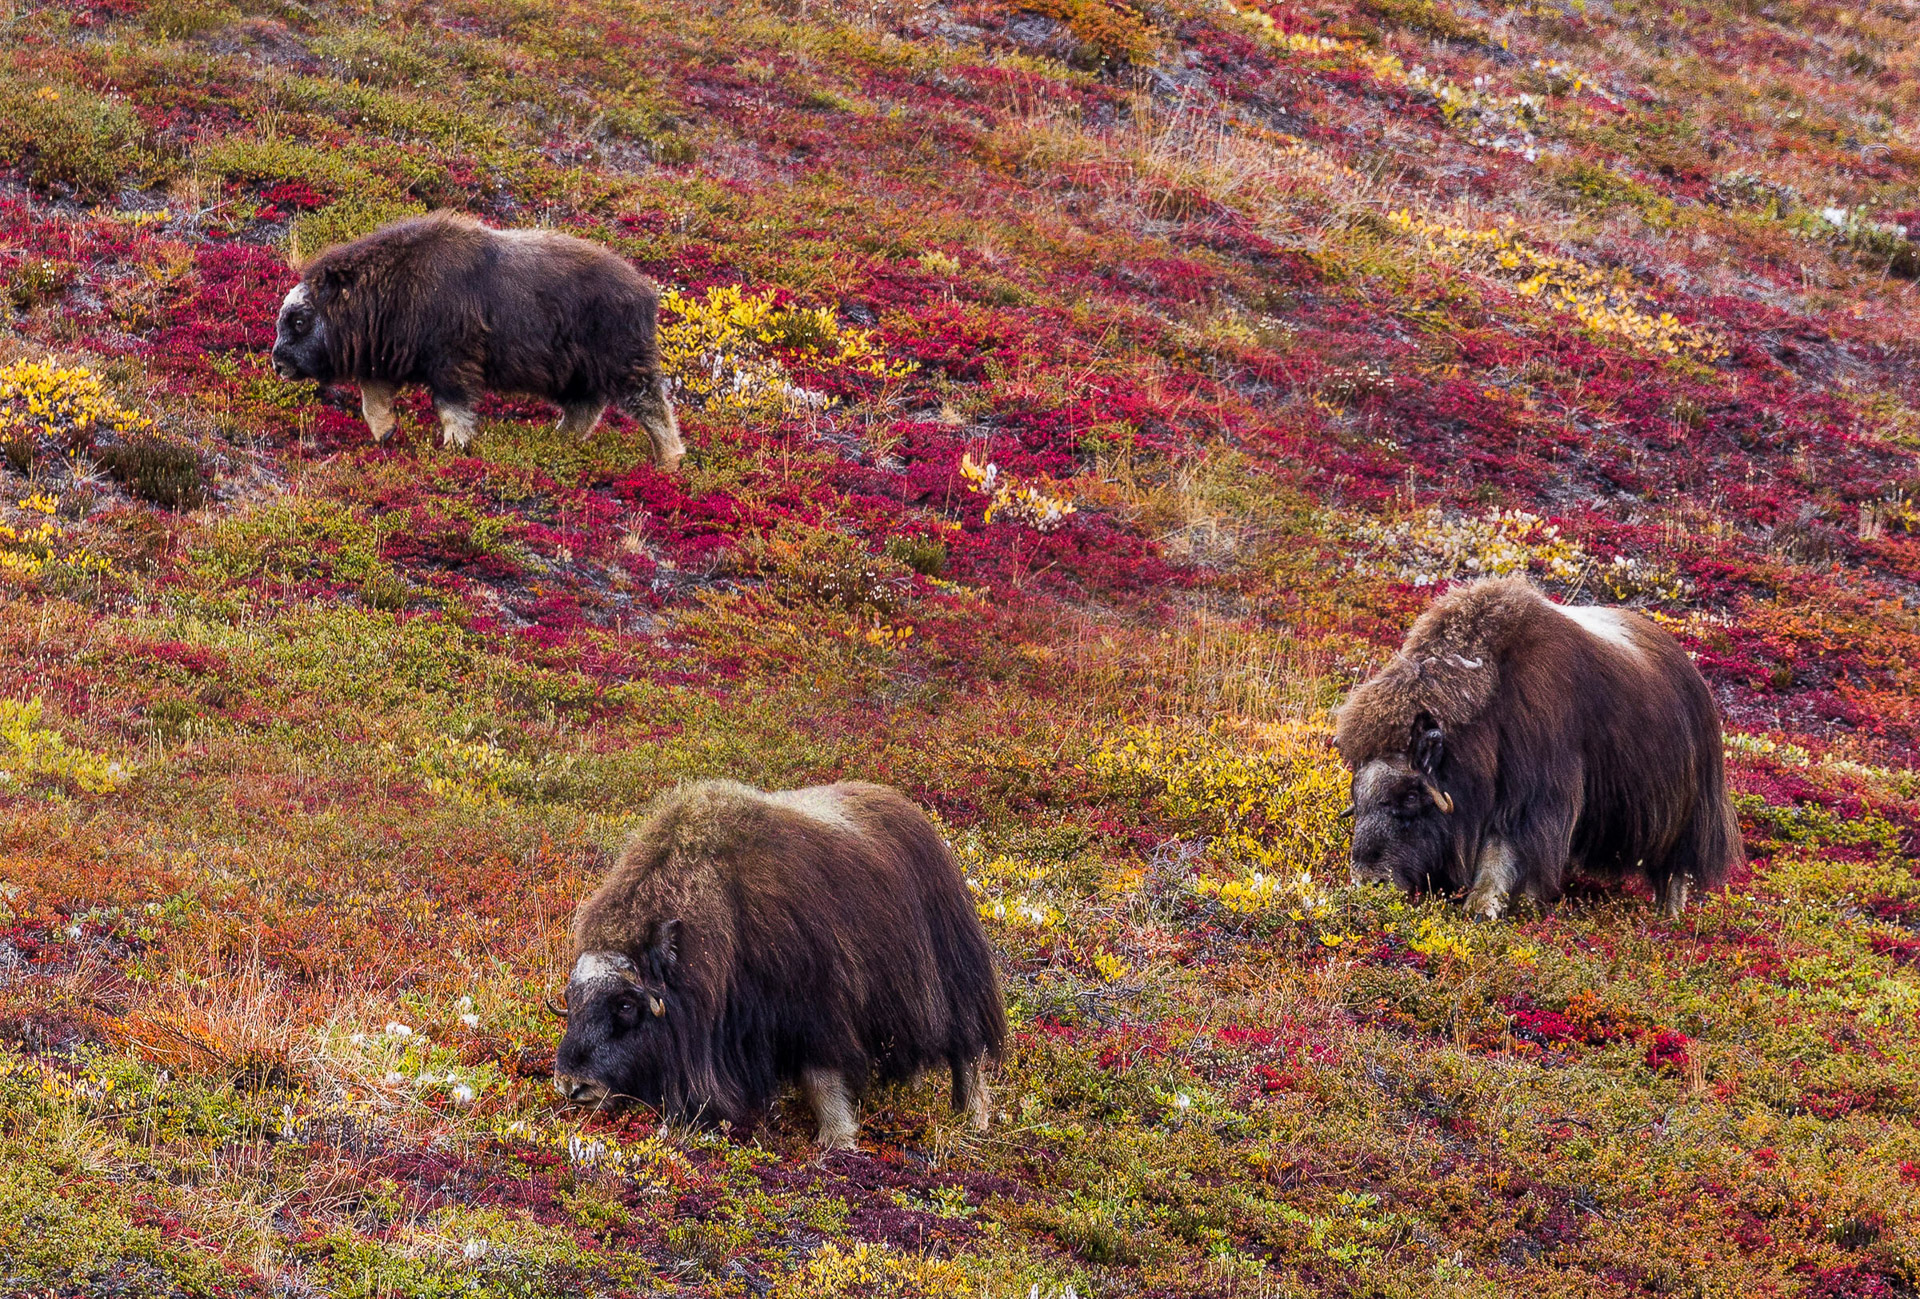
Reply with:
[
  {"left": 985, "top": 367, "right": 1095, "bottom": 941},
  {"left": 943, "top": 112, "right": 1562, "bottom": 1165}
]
[{"left": 2, "top": 0, "right": 1920, "bottom": 1294}]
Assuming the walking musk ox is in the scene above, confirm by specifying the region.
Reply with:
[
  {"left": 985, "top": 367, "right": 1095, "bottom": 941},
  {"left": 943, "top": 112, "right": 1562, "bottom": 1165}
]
[
  {"left": 552, "top": 780, "right": 1006, "bottom": 1149},
  {"left": 1335, "top": 578, "right": 1742, "bottom": 920},
  {"left": 270, "top": 212, "right": 684, "bottom": 467}
]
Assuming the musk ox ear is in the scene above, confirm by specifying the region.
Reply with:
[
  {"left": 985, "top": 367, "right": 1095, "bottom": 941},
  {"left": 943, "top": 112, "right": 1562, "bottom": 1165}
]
[
  {"left": 645, "top": 918, "right": 680, "bottom": 982},
  {"left": 1410, "top": 712, "right": 1445, "bottom": 777}
]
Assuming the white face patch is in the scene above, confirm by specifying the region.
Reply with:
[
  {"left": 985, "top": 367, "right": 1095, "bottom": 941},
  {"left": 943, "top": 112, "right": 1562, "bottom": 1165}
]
[
  {"left": 761, "top": 785, "right": 854, "bottom": 831},
  {"left": 569, "top": 950, "right": 637, "bottom": 989},
  {"left": 279, "top": 282, "right": 309, "bottom": 315},
  {"left": 1352, "top": 759, "right": 1406, "bottom": 804},
  {"left": 1554, "top": 603, "right": 1640, "bottom": 657}
]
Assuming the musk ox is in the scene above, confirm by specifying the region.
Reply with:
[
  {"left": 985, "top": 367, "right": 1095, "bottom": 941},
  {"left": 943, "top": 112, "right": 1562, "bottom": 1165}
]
[
  {"left": 270, "top": 212, "right": 684, "bottom": 467},
  {"left": 1336, "top": 578, "right": 1742, "bottom": 920},
  {"left": 552, "top": 780, "right": 1006, "bottom": 1149}
]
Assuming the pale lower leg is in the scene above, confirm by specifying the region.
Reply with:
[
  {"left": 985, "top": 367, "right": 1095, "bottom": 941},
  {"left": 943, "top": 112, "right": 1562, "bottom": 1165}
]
[
  {"left": 1659, "top": 875, "right": 1691, "bottom": 918},
  {"left": 557, "top": 401, "right": 605, "bottom": 438},
  {"left": 801, "top": 1068, "right": 858, "bottom": 1150},
  {"left": 954, "top": 1057, "right": 991, "bottom": 1132},
  {"left": 635, "top": 378, "right": 685, "bottom": 469},
  {"left": 1464, "top": 839, "right": 1517, "bottom": 921},
  {"left": 435, "top": 399, "right": 478, "bottom": 450},
  {"left": 360, "top": 382, "right": 398, "bottom": 443}
]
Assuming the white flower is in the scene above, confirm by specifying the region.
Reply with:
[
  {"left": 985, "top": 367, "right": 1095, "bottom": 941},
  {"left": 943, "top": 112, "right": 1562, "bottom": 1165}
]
[
  {"left": 1823, "top": 206, "right": 1851, "bottom": 228},
  {"left": 450, "top": 1083, "right": 476, "bottom": 1104},
  {"left": 384, "top": 1022, "right": 412, "bottom": 1038},
  {"left": 382, "top": 1071, "right": 404, "bottom": 1086},
  {"left": 348, "top": 1032, "right": 367, "bottom": 1046},
  {"left": 459, "top": 1014, "right": 480, "bottom": 1028},
  {"left": 1175, "top": 1092, "right": 1191, "bottom": 1110},
  {"left": 462, "top": 1238, "right": 489, "bottom": 1262},
  {"left": 456, "top": 995, "right": 474, "bottom": 1012}
]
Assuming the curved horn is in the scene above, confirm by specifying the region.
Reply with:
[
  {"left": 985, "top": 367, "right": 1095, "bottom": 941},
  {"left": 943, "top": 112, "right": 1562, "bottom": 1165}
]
[
  {"left": 1427, "top": 784, "right": 1455, "bottom": 815},
  {"left": 544, "top": 992, "right": 569, "bottom": 1019}
]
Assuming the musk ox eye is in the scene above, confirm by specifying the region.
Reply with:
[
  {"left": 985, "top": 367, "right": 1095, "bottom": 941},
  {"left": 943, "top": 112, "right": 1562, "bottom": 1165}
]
[{"left": 611, "top": 995, "right": 641, "bottom": 1028}]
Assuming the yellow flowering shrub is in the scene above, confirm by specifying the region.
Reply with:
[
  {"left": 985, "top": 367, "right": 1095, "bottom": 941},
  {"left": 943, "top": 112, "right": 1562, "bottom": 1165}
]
[
  {"left": 959, "top": 451, "right": 1077, "bottom": 532},
  {"left": 768, "top": 1241, "right": 969, "bottom": 1298},
  {"left": 0, "top": 357, "right": 151, "bottom": 454},
  {"left": 1092, "top": 720, "right": 1347, "bottom": 912},
  {"left": 658, "top": 284, "right": 914, "bottom": 421},
  {"left": 1387, "top": 210, "right": 1729, "bottom": 359},
  {"left": 0, "top": 696, "right": 130, "bottom": 793},
  {"left": 1352, "top": 506, "right": 1691, "bottom": 601}
]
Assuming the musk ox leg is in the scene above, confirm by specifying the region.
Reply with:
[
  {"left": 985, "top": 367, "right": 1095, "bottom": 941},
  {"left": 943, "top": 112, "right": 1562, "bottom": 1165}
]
[
  {"left": 434, "top": 397, "right": 479, "bottom": 451},
  {"left": 952, "top": 1056, "right": 991, "bottom": 1132},
  {"left": 1464, "top": 839, "right": 1518, "bottom": 921},
  {"left": 557, "top": 401, "right": 606, "bottom": 438},
  {"left": 627, "top": 378, "right": 685, "bottom": 470},
  {"left": 359, "top": 382, "right": 399, "bottom": 443},
  {"left": 1658, "top": 873, "right": 1692, "bottom": 918},
  {"left": 801, "top": 1067, "right": 859, "bottom": 1150}
]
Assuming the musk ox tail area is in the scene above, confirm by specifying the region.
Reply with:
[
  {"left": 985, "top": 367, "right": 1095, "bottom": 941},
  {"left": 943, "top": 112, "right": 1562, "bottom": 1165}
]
[{"left": 852, "top": 784, "right": 1007, "bottom": 1067}]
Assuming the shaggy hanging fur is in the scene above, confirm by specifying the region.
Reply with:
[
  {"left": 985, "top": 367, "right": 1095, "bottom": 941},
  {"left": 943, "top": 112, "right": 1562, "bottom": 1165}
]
[
  {"left": 553, "top": 781, "right": 1005, "bottom": 1148},
  {"left": 1336, "top": 578, "right": 1742, "bottom": 919}
]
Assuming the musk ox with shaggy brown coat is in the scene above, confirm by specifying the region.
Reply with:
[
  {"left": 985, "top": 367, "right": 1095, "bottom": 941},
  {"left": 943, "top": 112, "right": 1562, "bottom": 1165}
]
[
  {"left": 552, "top": 780, "right": 1005, "bottom": 1149},
  {"left": 271, "top": 212, "right": 683, "bottom": 466},
  {"left": 1336, "top": 578, "right": 1742, "bottom": 920}
]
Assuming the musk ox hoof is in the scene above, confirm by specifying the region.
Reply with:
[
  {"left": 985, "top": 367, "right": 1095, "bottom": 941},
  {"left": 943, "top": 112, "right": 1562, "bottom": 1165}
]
[{"left": 1463, "top": 887, "right": 1507, "bottom": 922}]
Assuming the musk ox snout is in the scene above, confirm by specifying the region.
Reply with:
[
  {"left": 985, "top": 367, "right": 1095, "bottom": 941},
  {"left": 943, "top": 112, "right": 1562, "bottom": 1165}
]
[
  {"left": 1347, "top": 757, "right": 1453, "bottom": 892},
  {"left": 271, "top": 284, "right": 328, "bottom": 382},
  {"left": 551, "top": 946, "right": 675, "bottom": 1112}
]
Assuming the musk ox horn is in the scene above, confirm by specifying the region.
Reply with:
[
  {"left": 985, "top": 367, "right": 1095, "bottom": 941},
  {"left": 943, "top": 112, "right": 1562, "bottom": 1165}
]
[
  {"left": 648, "top": 996, "right": 665, "bottom": 1017},
  {"left": 544, "top": 992, "right": 569, "bottom": 1019},
  {"left": 1427, "top": 784, "right": 1455, "bottom": 815},
  {"left": 1339, "top": 801, "right": 1355, "bottom": 820}
]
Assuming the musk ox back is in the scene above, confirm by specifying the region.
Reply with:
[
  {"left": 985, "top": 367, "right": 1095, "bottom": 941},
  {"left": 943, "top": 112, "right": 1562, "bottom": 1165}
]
[
  {"left": 1335, "top": 578, "right": 1741, "bottom": 920},
  {"left": 553, "top": 780, "right": 1006, "bottom": 1148},
  {"left": 271, "top": 212, "right": 683, "bottom": 466}
]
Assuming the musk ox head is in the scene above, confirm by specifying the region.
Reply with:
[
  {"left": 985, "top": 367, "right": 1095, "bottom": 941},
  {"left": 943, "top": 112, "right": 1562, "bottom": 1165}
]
[
  {"left": 271, "top": 283, "right": 331, "bottom": 383},
  {"left": 1346, "top": 712, "right": 1457, "bottom": 893},
  {"left": 552, "top": 922, "right": 679, "bottom": 1109}
]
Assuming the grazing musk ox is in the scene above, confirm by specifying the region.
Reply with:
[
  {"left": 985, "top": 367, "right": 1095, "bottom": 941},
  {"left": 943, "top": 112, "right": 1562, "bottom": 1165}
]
[
  {"left": 1335, "top": 578, "right": 1741, "bottom": 920},
  {"left": 553, "top": 780, "right": 1006, "bottom": 1149},
  {"left": 270, "top": 212, "right": 684, "bottom": 466}
]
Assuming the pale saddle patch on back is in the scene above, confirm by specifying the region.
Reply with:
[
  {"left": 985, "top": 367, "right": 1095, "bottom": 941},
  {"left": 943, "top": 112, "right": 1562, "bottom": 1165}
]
[
  {"left": 760, "top": 785, "right": 855, "bottom": 833},
  {"left": 1553, "top": 603, "right": 1640, "bottom": 658}
]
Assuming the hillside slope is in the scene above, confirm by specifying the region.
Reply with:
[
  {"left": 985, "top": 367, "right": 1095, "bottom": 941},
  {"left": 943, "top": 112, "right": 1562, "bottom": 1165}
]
[{"left": 2, "top": 0, "right": 1920, "bottom": 1294}]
